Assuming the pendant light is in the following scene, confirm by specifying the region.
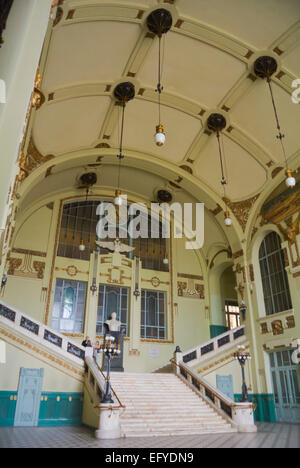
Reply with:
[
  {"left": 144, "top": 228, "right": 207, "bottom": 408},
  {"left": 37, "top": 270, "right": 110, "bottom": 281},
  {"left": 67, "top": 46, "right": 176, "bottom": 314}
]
[
  {"left": 207, "top": 113, "right": 232, "bottom": 227},
  {"left": 254, "top": 56, "right": 296, "bottom": 188},
  {"left": 147, "top": 8, "right": 173, "bottom": 147},
  {"left": 113, "top": 82, "right": 135, "bottom": 206},
  {"left": 163, "top": 253, "right": 169, "bottom": 265}
]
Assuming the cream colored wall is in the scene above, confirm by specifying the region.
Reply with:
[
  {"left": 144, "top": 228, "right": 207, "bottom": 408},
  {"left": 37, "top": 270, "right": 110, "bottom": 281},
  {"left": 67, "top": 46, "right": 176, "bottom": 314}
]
[
  {"left": 4, "top": 277, "right": 45, "bottom": 321},
  {"left": 0, "top": 341, "right": 83, "bottom": 393},
  {"left": 204, "top": 359, "right": 252, "bottom": 395},
  {"left": 14, "top": 205, "right": 53, "bottom": 252}
]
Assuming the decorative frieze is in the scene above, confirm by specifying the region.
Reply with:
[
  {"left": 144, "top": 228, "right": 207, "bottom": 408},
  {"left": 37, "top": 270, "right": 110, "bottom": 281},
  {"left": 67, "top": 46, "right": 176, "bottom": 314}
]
[
  {"left": 257, "top": 310, "right": 295, "bottom": 336},
  {"left": 7, "top": 253, "right": 45, "bottom": 279},
  {"left": 177, "top": 274, "right": 204, "bottom": 299},
  {"left": 55, "top": 265, "right": 89, "bottom": 277},
  {"left": 141, "top": 277, "right": 170, "bottom": 288}
]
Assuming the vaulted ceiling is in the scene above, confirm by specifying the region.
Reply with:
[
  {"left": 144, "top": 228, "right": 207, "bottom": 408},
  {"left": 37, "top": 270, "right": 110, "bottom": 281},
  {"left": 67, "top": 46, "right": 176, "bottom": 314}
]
[{"left": 21, "top": 0, "right": 300, "bottom": 236}]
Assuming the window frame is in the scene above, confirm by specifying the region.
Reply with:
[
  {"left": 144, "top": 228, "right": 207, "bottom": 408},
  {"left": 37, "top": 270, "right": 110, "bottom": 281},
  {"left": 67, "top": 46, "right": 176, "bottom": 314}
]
[
  {"left": 140, "top": 289, "right": 167, "bottom": 341},
  {"left": 259, "top": 232, "right": 292, "bottom": 316},
  {"left": 51, "top": 278, "right": 87, "bottom": 334},
  {"left": 96, "top": 284, "right": 130, "bottom": 337}
]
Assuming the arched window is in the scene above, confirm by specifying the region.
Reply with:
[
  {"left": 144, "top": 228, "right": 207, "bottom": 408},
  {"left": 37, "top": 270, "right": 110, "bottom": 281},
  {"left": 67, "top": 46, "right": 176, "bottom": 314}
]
[
  {"left": 259, "top": 232, "right": 292, "bottom": 316},
  {"left": 57, "top": 200, "right": 169, "bottom": 272}
]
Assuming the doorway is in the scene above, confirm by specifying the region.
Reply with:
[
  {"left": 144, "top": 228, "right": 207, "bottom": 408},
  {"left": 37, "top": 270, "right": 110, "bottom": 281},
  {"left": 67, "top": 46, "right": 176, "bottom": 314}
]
[{"left": 269, "top": 350, "right": 300, "bottom": 423}]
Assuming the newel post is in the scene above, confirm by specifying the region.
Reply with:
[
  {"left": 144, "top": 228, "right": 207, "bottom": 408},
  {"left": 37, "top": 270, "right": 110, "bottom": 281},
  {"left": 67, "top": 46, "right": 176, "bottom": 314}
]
[
  {"left": 173, "top": 346, "right": 183, "bottom": 375},
  {"left": 232, "top": 405, "right": 257, "bottom": 433},
  {"left": 95, "top": 408, "right": 121, "bottom": 439}
]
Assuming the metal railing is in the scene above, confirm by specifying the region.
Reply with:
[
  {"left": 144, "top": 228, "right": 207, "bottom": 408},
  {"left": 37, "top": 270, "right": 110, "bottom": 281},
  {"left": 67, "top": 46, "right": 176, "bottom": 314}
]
[{"left": 84, "top": 356, "right": 125, "bottom": 410}]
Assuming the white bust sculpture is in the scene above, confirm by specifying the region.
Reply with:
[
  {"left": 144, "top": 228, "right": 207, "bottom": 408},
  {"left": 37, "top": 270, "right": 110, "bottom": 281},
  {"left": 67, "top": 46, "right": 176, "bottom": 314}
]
[{"left": 105, "top": 312, "right": 121, "bottom": 332}]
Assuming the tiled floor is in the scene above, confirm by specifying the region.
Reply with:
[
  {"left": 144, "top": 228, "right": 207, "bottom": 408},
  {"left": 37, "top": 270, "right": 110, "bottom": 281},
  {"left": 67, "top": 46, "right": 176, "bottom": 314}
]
[{"left": 0, "top": 423, "right": 299, "bottom": 448}]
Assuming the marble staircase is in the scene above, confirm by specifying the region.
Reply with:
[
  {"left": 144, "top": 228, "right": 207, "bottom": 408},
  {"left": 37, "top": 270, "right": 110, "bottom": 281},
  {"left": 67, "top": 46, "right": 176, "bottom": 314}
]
[{"left": 110, "top": 372, "right": 236, "bottom": 437}]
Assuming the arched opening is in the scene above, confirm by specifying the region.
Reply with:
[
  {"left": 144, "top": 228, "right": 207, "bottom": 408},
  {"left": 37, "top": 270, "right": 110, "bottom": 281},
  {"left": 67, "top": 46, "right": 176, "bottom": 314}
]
[{"left": 209, "top": 262, "right": 238, "bottom": 338}]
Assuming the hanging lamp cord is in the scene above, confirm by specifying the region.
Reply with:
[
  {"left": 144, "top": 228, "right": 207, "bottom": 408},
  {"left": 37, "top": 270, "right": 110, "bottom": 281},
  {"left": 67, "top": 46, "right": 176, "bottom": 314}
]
[
  {"left": 267, "top": 78, "right": 288, "bottom": 168},
  {"left": 216, "top": 131, "right": 229, "bottom": 211},
  {"left": 117, "top": 103, "right": 126, "bottom": 189},
  {"left": 217, "top": 131, "right": 227, "bottom": 186},
  {"left": 156, "top": 35, "right": 163, "bottom": 124}
]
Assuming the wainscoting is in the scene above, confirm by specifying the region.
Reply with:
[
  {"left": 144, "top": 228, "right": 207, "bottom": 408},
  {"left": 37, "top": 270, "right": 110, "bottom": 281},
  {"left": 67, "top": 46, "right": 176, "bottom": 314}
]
[
  {"left": 234, "top": 394, "right": 276, "bottom": 422},
  {"left": 0, "top": 392, "right": 83, "bottom": 427},
  {"left": 0, "top": 392, "right": 17, "bottom": 426},
  {"left": 39, "top": 392, "right": 83, "bottom": 426}
]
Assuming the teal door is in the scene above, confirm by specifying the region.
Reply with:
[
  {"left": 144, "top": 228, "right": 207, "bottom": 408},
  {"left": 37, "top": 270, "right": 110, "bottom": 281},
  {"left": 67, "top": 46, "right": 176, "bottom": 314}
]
[
  {"left": 216, "top": 375, "right": 234, "bottom": 401},
  {"left": 14, "top": 368, "right": 44, "bottom": 427},
  {"left": 269, "top": 350, "right": 300, "bottom": 423}
]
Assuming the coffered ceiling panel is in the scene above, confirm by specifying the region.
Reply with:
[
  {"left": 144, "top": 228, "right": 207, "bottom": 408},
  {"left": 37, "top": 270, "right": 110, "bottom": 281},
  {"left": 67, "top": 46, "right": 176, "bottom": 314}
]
[
  {"left": 231, "top": 80, "right": 300, "bottom": 163},
  {"left": 110, "top": 99, "right": 201, "bottom": 163},
  {"left": 138, "top": 32, "right": 246, "bottom": 108},
  {"left": 43, "top": 21, "right": 141, "bottom": 91},
  {"left": 176, "top": 0, "right": 300, "bottom": 49},
  {"left": 283, "top": 44, "right": 300, "bottom": 76},
  {"left": 33, "top": 96, "right": 110, "bottom": 155},
  {"left": 195, "top": 136, "right": 267, "bottom": 200}
]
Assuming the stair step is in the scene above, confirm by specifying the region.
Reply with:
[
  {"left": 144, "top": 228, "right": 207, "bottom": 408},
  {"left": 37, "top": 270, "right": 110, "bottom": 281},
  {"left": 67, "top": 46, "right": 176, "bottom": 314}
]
[
  {"left": 121, "top": 429, "right": 236, "bottom": 437},
  {"left": 98, "top": 372, "right": 235, "bottom": 437}
]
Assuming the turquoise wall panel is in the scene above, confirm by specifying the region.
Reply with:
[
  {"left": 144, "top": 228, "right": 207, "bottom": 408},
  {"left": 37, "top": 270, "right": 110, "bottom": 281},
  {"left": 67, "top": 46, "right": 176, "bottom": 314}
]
[
  {"left": 210, "top": 325, "right": 228, "bottom": 338},
  {"left": 0, "top": 392, "right": 83, "bottom": 427},
  {"left": 38, "top": 392, "right": 83, "bottom": 426},
  {"left": 0, "top": 392, "right": 17, "bottom": 426},
  {"left": 234, "top": 394, "right": 276, "bottom": 422}
]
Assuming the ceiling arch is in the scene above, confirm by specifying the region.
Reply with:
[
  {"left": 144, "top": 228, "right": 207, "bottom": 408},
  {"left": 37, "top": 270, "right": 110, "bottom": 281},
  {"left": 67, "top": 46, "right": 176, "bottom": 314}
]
[{"left": 18, "top": 0, "right": 300, "bottom": 248}]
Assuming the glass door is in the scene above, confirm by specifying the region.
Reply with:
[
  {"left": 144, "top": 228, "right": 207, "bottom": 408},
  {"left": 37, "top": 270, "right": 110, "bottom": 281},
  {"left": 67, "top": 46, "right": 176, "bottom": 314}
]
[{"left": 269, "top": 350, "right": 300, "bottom": 423}]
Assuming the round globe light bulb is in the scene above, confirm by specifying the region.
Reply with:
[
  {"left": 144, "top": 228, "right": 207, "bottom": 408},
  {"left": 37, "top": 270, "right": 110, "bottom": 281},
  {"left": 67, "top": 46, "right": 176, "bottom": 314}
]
[
  {"left": 286, "top": 176, "right": 296, "bottom": 188},
  {"left": 114, "top": 189, "right": 123, "bottom": 206},
  {"left": 285, "top": 169, "right": 296, "bottom": 188},
  {"left": 79, "top": 240, "right": 86, "bottom": 252},
  {"left": 163, "top": 257, "right": 169, "bottom": 265},
  {"left": 155, "top": 124, "right": 166, "bottom": 147},
  {"left": 224, "top": 212, "right": 232, "bottom": 227}
]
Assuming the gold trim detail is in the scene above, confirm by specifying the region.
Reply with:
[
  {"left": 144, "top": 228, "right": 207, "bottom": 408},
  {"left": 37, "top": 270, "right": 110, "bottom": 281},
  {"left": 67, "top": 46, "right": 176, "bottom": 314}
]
[
  {"left": 55, "top": 266, "right": 89, "bottom": 277},
  {"left": 223, "top": 194, "right": 260, "bottom": 231},
  {"left": 19, "top": 138, "right": 54, "bottom": 181}
]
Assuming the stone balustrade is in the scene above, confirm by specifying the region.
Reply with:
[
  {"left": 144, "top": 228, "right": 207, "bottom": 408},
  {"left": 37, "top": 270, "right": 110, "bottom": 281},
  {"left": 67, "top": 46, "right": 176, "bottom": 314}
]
[
  {"left": 0, "top": 300, "right": 85, "bottom": 364},
  {"left": 172, "top": 355, "right": 257, "bottom": 433},
  {"left": 181, "top": 325, "right": 246, "bottom": 366}
]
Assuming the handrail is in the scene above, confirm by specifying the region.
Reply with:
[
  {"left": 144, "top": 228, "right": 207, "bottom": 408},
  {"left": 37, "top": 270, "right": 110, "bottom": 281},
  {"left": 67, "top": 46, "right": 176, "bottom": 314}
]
[
  {"left": 181, "top": 325, "right": 246, "bottom": 365},
  {"left": 95, "top": 361, "right": 125, "bottom": 409},
  {"left": 84, "top": 356, "right": 125, "bottom": 410},
  {"left": 171, "top": 358, "right": 254, "bottom": 421}
]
